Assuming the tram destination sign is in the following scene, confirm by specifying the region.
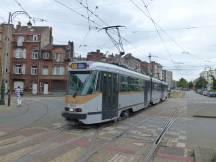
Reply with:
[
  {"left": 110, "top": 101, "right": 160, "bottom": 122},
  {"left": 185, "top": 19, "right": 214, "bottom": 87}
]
[{"left": 70, "top": 63, "right": 88, "bottom": 69}]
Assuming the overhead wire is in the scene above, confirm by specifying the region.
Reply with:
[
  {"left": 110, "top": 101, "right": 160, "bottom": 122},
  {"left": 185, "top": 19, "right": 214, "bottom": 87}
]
[
  {"left": 139, "top": 0, "right": 216, "bottom": 64},
  {"left": 130, "top": 0, "right": 180, "bottom": 68},
  {"left": 75, "top": 0, "right": 109, "bottom": 26},
  {"left": 54, "top": 0, "right": 102, "bottom": 28},
  {"left": 130, "top": 0, "right": 216, "bottom": 75}
]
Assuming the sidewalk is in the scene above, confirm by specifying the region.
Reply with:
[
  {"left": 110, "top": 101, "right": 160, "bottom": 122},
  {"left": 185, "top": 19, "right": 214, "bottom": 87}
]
[
  {"left": 193, "top": 106, "right": 216, "bottom": 118},
  {"left": 0, "top": 96, "right": 16, "bottom": 112}
]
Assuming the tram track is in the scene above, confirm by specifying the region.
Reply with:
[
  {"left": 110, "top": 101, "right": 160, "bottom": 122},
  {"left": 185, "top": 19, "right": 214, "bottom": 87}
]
[
  {"left": 0, "top": 98, "right": 186, "bottom": 162},
  {"left": 143, "top": 107, "right": 186, "bottom": 162},
  {"left": 75, "top": 103, "right": 185, "bottom": 162}
]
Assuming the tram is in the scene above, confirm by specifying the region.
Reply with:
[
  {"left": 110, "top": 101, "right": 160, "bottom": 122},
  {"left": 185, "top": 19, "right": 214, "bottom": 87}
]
[{"left": 62, "top": 61, "right": 168, "bottom": 124}]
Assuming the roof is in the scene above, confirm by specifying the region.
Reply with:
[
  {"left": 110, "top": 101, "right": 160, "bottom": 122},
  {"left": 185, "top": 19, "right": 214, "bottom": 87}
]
[
  {"left": 68, "top": 61, "right": 150, "bottom": 80},
  {"left": 14, "top": 26, "right": 51, "bottom": 34}
]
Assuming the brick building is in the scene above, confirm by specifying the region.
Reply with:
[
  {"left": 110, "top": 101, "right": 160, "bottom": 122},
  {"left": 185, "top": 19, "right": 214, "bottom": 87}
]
[
  {"left": 87, "top": 49, "right": 106, "bottom": 62},
  {"left": 150, "top": 61, "right": 163, "bottom": 80},
  {"left": 10, "top": 24, "right": 74, "bottom": 94}
]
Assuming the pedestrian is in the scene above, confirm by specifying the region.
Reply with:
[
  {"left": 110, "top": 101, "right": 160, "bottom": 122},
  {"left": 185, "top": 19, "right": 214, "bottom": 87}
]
[{"left": 15, "top": 86, "right": 22, "bottom": 106}]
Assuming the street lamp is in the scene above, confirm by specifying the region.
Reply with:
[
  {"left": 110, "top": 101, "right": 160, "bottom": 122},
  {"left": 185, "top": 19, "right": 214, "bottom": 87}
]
[{"left": 0, "top": 11, "right": 33, "bottom": 105}]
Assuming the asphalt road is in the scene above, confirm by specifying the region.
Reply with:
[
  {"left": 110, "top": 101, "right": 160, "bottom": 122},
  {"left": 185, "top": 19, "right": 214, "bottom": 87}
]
[{"left": 0, "top": 91, "right": 215, "bottom": 162}]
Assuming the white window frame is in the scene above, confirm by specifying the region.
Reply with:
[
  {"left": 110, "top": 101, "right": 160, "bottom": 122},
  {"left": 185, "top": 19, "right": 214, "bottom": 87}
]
[
  {"left": 32, "top": 50, "right": 39, "bottom": 59},
  {"left": 33, "top": 35, "right": 38, "bottom": 42},
  {"left": 42, "top": 67, "right": 49, "bottom": 75},
  {"left": 14, "top": 64, "right": 25, "bottom": 74},
  {"left": 15, "top": 48, "right": 24, "bottom": 58},
  {"left": 31, "top": 66, "right": 38, "bottom": 75},
  {"left": 53, "top": 66, "right": 64, "bottom": 75},
  {"left": 17, "top": 36, "right": 24, "bottom": 46},
  {"left": 15, "top": 64, "right": 22, "bottom": 74},
  {"left": 55, "top": 53, "right": 61, "bottom": 62},
  {"left": 43, "top": 52, "right": 49, "bottom": 59}
]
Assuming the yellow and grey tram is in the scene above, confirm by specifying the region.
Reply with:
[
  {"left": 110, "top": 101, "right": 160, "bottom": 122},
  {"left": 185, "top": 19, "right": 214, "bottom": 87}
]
[{"left": 62, "top": 61, "right": 168, "bottom": 124}]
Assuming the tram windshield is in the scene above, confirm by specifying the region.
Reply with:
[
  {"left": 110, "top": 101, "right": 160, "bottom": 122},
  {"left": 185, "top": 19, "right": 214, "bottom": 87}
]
[{"left": 67, "top": 71, "right": 97, "bottom": 96}]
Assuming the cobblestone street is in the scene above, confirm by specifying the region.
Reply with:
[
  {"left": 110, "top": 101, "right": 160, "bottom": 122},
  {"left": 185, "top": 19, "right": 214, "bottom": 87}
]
[{"left": 0, "top": 92, "right": 215, "bottom": 161}]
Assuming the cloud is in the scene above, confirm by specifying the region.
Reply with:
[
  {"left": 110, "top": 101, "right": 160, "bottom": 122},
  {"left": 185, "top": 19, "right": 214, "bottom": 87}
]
[{"left": 1, "top": 0, "right": 216, "bottom": 81}]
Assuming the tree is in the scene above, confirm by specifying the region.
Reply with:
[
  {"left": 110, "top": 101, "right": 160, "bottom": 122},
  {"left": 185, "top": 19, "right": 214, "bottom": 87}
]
[
  {"left": 195, "top": 77, "right": 208, "bottom": 90},
  {"left": 177, "top": 78, "right": 188, "bottom": 89},
  {"left": 210, "top": 75, "right": 216, "bottom": 90},
  {"left": 188, "top": 81, "right": 193, "bottom": 89}
]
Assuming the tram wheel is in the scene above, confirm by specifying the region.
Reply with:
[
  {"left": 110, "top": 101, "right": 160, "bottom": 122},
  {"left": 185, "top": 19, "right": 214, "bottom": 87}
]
[{"left": 119, "top": 110, "right": 130, "bottom": 120}]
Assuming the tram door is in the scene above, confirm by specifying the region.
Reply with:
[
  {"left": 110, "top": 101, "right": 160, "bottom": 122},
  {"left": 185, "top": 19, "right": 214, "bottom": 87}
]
[
  {"left": 144, "top": 81, "right": 148, "bottom": 107},
  {"left": 101, "top": 72, "right": 118, "bottom": 120}
]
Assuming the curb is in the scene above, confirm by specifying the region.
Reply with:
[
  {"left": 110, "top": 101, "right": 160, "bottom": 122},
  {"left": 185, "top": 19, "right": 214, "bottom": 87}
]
[{"left": 193, "top": 115, "right": 216, "bottom": 119}]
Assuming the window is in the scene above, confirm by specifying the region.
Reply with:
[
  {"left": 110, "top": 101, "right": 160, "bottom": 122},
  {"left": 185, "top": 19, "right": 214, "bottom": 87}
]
[
  {"left": 31, "top": 66, "right": 38, "bottom": 75},
  {"left": 43, "top": 52, "right": 49, "bottom": 59},
  {"left": 54, "top": 53, "right": 64, "bottom": 62},
  {"left": 120, "top": 75, "right": 128, "bottom": 92},
  {"left": 14, "top": 64, "right": 25, "bottom": 74},
  {"left": 32, "top": 49, "right": 39, "bottom": 59},
  {"left": 33, "top": 35, "right": 38, "bottom": 42},
  {"left": 42, "top": 67, "right": 49, "bottom": 75},
  {"left": 53, "top": 66, "right": 65, "bottom": 75},
  {"left": 15, "top": 48, "right": 26, "bottom": 58},
  {"left": 67, "top": 71, "right": 97, "bottom": 96},
  {"left": 120, "top": 75, "right": 144, "bottom": 92},
  {"left": 17, "top": 36, "right": 24, "bottom": 46}
]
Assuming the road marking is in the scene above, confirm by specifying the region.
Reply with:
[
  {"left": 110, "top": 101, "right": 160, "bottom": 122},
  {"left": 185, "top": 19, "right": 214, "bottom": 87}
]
[
  {"left": 108, "top": 154, "right": 134, "bottom": 162},
  {"left": 52, "top": 123, "right": 64, "bottom": 129},
  {"left": 177, "top": 142, "right": 186, "bottom": 148}
]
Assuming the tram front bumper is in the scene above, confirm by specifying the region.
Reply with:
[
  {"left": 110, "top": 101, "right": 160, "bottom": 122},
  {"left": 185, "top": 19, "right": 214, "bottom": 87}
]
[{"left": 62, "top": 111, "right": 87, "bottom": 120}]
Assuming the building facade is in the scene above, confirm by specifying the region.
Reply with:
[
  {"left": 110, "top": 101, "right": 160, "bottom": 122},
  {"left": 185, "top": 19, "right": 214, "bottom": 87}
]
[
  {"left": 150, "top": 61, "right": 163, "bottom": 80},
  {"left": 87, "top": 49, "right": 106, "bottom": 62},
  {"left": 10, "top": 24, "right": 73, "bottom": 94},
  {"left": 162, "top": 70, "right": 173, "bottom": 90},
  {"left": 200, "top": 70, "right": 216, "bottom": 90}
]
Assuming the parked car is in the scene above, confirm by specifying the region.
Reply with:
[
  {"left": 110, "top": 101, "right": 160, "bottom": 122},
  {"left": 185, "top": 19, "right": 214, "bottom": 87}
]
[
  {"left": 202, "top": 91, "right": 209, "bottom": 96},
  {"left": 207, "top": 91, "right": 216, "bottom": 97}
]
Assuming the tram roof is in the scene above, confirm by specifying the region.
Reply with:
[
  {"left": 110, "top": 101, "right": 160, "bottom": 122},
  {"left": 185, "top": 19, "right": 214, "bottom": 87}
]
[{"left": 68, "top": 61, "right": 167, "bottom": 85}]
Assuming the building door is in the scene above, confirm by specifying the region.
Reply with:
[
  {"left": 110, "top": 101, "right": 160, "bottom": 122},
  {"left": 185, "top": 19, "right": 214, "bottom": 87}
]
[
  {"left": 101, "top": 72, "right": 118, "bottom": 120},
  {"left": 44, "top": 83, "right": 48, "bottom": 95},
  {"left": 32, "top": 83, "right": 37, "bottom": 95},
  {"left": 14, "top": 81, "right": 24, "bottom": 90}
]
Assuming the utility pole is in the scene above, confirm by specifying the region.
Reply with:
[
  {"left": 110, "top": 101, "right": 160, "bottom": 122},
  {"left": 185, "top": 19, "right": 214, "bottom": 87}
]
[{"left": 148, "top": 53, "right": 153, "bottom": 104}]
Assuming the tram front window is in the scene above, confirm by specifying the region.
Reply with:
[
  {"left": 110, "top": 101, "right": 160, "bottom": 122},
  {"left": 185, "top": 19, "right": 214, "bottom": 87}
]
[{"left": 68, "top": 71, "right": 97, "bottom": 96}]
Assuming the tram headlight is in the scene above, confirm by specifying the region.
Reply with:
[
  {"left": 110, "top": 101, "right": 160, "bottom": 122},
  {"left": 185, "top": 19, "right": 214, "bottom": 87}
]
[{"left": 69, "top": 108, "right": 74, "bottom": 112}]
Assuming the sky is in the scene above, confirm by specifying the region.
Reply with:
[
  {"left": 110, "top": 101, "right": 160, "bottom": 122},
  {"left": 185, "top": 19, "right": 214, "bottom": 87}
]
[{"left": 1, "top": 0, "right": 216, "bottom": 81}]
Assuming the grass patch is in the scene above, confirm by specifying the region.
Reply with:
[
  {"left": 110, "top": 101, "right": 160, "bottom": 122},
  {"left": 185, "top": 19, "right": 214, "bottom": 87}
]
[{"left": 169, "top": 91, "right": 185, "bottom": 98}]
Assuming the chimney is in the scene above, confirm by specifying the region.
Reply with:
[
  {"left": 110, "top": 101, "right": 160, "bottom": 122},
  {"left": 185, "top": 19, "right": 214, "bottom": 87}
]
[
  {"left": 16, "top": 21, "right": 21, "bottom": 30},
  {"left": 96, "top": 49, "right": 100, "bottom": 54}
]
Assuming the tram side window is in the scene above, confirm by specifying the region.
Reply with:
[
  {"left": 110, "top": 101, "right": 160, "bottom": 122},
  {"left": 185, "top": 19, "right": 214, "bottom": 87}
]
[
  {"left": 96, "top": 71, "right": 101, "bottom": 92},
  {"left": 128, "top": 77, "right": 142, "bottom": 91},
  {"left": 120, "top": 75, "right": 128, "bottom": 92}
]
